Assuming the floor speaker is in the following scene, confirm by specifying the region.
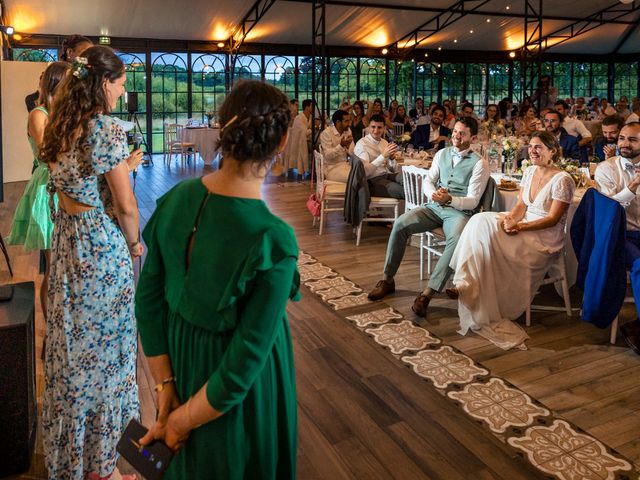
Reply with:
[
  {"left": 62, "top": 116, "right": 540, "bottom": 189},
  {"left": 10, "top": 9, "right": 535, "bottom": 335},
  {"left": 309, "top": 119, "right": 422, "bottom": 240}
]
[{"left": 0, "top": 282, "right": 36, "bottom": 476}]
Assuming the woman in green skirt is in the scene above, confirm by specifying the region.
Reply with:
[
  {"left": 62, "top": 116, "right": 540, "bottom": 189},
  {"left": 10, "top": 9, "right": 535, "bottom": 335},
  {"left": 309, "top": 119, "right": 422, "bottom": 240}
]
[
  {"left": 136, "top": 80, "right": 299, "bottom": 479},
  {"left": 7, "top": 61, "right": 69, "bottom": 316}
]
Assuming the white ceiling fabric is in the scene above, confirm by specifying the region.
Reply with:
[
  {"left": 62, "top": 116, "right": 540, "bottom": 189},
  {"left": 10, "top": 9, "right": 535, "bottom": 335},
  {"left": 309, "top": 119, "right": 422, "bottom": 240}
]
[{"left": 4, "top": 0, "right": 639, "bottom": 53}]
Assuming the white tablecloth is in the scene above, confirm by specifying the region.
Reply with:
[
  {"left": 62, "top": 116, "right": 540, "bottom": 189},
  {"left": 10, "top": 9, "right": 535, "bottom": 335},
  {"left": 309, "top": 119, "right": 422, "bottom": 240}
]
[{"left": 182, "top": 127, "right": 220, "bottom": 165}]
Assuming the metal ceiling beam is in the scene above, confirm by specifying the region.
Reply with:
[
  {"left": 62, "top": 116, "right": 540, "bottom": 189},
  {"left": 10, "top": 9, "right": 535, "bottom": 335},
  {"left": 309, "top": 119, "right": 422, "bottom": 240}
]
[
  {"left": 311, "top": 0, "right": 327, "bottom": 145},
  {"left": 228, "top": 0, "right": 277, "bottom": 83},
  {"left": 521, "top": 0, "right": 543, "bottom": 102},
  {"left": 539, "top": 1, "right": 640, "bottom": 51},
  {"left": 388, "top": 0, "right": 490, "bottom": 55},
  {"left": 612, "top": 15, "right": 640, "bottom": 54},
  {"left": 281, "top": 0, "right": 638, "bottom": 25}
]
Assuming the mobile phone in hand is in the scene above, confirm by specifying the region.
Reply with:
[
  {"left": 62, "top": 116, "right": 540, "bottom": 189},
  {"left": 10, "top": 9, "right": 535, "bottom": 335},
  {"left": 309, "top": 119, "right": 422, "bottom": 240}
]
[{"left": 116, "top": 419, "right": 173, "bottom": 480}]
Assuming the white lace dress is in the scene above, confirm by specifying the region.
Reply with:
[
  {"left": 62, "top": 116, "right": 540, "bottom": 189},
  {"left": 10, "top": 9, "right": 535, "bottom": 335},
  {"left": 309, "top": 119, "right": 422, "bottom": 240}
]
[{"left": 450, "top": 166, "right": 575, "bottom": 350}]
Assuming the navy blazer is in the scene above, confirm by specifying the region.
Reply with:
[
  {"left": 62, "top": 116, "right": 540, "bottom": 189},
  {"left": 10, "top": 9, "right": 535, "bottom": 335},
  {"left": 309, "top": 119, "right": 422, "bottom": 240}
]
[
  {"left": 571, "top": 188, "right": 627, "bottom": 328},
  {"left": 411, "top": 124, "right": 451, "bottom": 150},
  {"left": 559, "top": 128, "right": 581, "bottom": 162}
]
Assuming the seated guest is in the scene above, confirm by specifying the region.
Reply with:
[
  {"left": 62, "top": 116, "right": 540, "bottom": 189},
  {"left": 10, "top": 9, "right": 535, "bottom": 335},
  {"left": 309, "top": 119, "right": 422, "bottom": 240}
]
[
  {"left": 367, "top": 117, "right": 489, "bottom": 318},
  {"left": 387, "top": 99, "right": 399, "bottom": 120},
  {"left": 616, "top": 96, "right": 632, "bottom": 120},
  {"left": 625, "top": 102, "right": 640, "bottom": 124},
  {"left": 594, "top": 115, "right": 623, "bottom": 161},
  {"left": 409, "top": 98, "right": 426, "bottom": 120},
  {"left": 555, "top": 100, "right": 592, "bottom": 161},
  {"left": 594, "top": 122, "right": 640, "bottom": 353},
  {"left": 571, "top": 97, "right": 589, "bottom": 119},
  {"left": 543, "top": 110, "right": 581, "bottom": 161},
  {"left": 351, "top": 100, "right": 366, "bottom": 143},
  {"left": 366, "top": 98, "right": 392, "bottom": 129},
  {"left": 515, "top": 105, "right": 542, "bottom": 136},
  {"left": 353, "top": 114, "right": 404, "bottom": 199},
  {"left": 481, "top": 104, "right": 506, "bottom": 137},
  {"left": 391, "top": 105, "right": 412, "bottom": 132},
  {"left": 411, "top": 105, "right": 450, "bottom": 150},
  {"left": 599, "top": 99, "right": 617, "bottom": 118},
  {"left": 460, "top": 102, "right": 475, "bottom": 119},
  {"left": 320, "top": 109, "right": 353, "bottom": 183},
  {"left": 449, "top": 132, "right": 575, "bottom": 350}
]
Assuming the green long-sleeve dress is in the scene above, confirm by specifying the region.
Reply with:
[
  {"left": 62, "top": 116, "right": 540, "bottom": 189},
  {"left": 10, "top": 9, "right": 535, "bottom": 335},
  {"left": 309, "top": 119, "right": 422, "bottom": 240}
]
[{"left": 135, "top": 178, "right": 300, "bottom": 479}]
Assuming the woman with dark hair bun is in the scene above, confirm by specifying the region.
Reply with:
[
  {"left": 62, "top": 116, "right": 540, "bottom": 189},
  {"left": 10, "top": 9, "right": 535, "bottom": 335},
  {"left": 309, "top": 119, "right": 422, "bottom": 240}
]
[
  {"left": 136, "top": 80, "right": 299, "bottom": 479},
  {"left": 40, "top": 45, "right": 142, "bottom": 480}
]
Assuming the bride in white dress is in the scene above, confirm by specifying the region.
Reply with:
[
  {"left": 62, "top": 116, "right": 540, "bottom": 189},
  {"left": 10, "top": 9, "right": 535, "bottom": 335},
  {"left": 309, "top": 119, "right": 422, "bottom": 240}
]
[{"left": 449, "top": 131, "right": 576, "bottom": 350}]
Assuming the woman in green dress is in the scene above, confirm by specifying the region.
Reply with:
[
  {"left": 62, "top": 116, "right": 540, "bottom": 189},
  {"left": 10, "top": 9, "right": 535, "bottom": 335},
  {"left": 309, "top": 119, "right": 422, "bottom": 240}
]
[
  {"left": 136, "top": 80, "right": 300, "bottom": 479},
  {"left": 7, "top": 61, "right": 69, "bottom": 317}
]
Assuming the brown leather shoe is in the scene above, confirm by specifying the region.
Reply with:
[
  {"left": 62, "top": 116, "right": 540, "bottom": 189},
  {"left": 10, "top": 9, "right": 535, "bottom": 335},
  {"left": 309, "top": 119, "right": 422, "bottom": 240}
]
[
  {"left": 620, "top": 321, "right": 640, "bottom": 355},
  {"left": 368, "top": 279, "right": 395, "bottom": 300},
  {"left": 412, "top": 293, "right": 431, "bottom": 318}
]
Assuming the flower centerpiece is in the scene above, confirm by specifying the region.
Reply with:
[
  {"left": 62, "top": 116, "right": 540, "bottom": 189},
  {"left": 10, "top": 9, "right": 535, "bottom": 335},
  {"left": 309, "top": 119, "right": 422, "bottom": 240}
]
[
  {"left": 558, "top": 159, "right": 584, "bottom": 186},
  {"left": 394, "top": 133, "right": 412, "bottom": 150},
  {"left": 501, "top": 135, "right": 521, "bottom": 178}
]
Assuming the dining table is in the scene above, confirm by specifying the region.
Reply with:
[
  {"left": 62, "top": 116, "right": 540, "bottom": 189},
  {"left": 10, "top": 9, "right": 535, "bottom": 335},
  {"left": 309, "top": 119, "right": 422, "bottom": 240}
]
[{"left": 182, "top": 126, "right": 221, "bottom": 165}]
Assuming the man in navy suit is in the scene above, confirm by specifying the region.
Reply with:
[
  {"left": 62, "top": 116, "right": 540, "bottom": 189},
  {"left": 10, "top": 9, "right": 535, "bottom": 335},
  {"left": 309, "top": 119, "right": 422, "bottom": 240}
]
[
  {"left": 543, "top": 110, "right": 581, "bottom": 161},
  {"left": 411, "top": 105, "right": 451, "bottom": 150}
]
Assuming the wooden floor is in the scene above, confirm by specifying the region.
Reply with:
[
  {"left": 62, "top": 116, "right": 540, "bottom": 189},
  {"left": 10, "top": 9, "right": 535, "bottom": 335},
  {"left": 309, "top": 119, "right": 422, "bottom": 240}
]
[{"left": 4, "top": 155, "right": 639, "bottom": 478}]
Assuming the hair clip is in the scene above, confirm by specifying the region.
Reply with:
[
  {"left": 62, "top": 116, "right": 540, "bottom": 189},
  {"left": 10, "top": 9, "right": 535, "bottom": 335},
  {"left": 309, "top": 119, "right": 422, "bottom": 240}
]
[
  {"left": 72, "top": 57, "right": 89, "bottom": 79},
  {"left": 220, "top": 114, "right": 238, "bottom": 132}
]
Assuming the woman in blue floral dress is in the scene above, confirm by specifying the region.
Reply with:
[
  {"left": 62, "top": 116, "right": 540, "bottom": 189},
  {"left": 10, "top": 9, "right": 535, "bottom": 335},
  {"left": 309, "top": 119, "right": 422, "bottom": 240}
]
[{"left": 39, "top": 46, "right": 143, "bottom": 480}]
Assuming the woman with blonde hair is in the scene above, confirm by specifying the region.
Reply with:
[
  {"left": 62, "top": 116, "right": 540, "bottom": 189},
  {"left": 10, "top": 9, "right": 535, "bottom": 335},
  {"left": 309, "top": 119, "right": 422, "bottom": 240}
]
[
  {"left": 449, "top": 131, "right": 575, "bottom": 350},
  {"left": 39, "top": 45, "right": 142, "bottom": 480}
]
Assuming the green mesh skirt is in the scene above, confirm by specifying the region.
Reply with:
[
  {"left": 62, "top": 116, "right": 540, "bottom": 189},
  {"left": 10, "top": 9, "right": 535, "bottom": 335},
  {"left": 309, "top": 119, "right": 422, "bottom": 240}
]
[{"left": 7, "top": 164, "right": 57, "bottom": 252}]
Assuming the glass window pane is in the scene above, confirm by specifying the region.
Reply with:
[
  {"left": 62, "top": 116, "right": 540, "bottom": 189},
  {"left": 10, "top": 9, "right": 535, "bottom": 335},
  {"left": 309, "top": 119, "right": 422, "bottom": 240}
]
[
  {"left": 415, "top": 62, "right": 438, "bottom": 104},
  {"left": 151, "top": 52, "right": 188, "bottom": 153},
  {"left": 359, "top": 58, "right": 386, "bottom": 103},
  {"left": 264, "top": 55, "right": 296, "bottom": 99},
  {"left": 329, "top": 57, "right": 357, "bottom": 111},
  {"left": 191, "top": 53, "right": 226, "bottom": 122}
]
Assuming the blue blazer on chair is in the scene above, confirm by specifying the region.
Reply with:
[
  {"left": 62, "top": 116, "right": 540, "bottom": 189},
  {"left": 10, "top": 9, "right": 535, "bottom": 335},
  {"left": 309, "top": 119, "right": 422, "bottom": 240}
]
[{"left": 570, "top": 188, "right": 627, "bottom": 328}]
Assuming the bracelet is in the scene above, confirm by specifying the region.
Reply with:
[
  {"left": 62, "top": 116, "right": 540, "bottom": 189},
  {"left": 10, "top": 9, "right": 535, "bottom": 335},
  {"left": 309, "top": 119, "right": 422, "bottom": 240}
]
[{"left": 153, "top": 376, "right": 176, "bottom": 392}]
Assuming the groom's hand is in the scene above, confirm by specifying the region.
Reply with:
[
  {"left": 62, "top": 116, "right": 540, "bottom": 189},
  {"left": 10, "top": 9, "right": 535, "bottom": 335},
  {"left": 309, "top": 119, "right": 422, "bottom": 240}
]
[{"left": 432, "top": 188, "right": 452, "bottom": 205}]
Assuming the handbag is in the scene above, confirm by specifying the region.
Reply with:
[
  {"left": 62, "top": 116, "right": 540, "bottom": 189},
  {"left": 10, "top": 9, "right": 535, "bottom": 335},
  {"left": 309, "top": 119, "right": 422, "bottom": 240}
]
[{"left": 306, "top": 186, "right": 326, "bottom": 217}]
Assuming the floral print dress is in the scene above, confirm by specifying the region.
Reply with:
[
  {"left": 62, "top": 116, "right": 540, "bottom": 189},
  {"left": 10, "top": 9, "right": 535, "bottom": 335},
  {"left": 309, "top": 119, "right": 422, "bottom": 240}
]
[{"left": 43, "top": 115, "right": 139, "bottom": 479}]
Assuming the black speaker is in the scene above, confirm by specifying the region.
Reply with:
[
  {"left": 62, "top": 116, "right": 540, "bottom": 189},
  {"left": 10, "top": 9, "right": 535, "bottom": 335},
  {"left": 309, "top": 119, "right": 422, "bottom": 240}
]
[
  {"left": 0, "top": 282, "right": 36, "bottom": 476},
  {"left": 126, "top": 92, "right": 139, "bottom": 113}
]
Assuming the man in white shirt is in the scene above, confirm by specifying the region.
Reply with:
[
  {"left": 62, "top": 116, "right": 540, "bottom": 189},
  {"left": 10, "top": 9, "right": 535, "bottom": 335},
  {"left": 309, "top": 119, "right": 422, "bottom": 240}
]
[
  {"left": 368, "top": 117, "right": 490, "bottom": 318},
  {"left": 625, "top": 103, "right": 640, "bottom": 125},
  {"left": 594, "top": 122, "right": 640, "bottom": 353},
  {"left": 554, "top": 100, "right": 592, "bottom": 147},
  {"left": 353, "top": 114, "right": 404, "bottom": 199},
  {"left": 319, "top": 109, "right": 353, "bottom": 183}
]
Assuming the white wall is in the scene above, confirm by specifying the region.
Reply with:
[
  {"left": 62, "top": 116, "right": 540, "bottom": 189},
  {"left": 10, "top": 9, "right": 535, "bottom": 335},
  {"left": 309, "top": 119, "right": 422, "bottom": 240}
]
[{"left": 1, "top": 61, "right": 47, "bottom": 183}]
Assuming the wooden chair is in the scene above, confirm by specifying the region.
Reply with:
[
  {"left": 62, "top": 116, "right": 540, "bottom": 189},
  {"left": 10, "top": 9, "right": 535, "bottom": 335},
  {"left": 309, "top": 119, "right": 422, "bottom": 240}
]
[
  {"left": 164, "top": 123, "right": 199, "bottom": 167},
  {"left": 312, "top": 151, "right": 346, "bottom": 236},
  {"left": 392, "top": 123, "right": 405, "bottom": 137}
]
